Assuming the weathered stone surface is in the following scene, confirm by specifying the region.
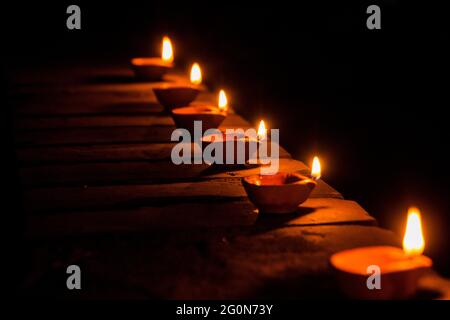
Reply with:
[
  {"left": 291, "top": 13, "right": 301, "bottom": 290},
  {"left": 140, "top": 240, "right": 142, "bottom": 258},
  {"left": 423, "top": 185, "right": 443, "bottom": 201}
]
[
  {"left": 19, "top": 158, "right": 306, "bottom": 187},
  {"left": 16, "top": 125, "right": 177, "bottom": 146},
  {"left": 21, "top": 225, "right": 398, "bottom": 299},
  {"left": 17, "top": 142, "right": 291, "bottom": 164},
  {"left": 10, "top": 66, "right": 205, "bottom": 96},
  {"left": 418, "top": 271, "right": 450, "bottom": 300},
  {"left": 16, "top": 124, "right": 254, "bottom": 146},
  {"left": 15, "top": 113, "right": 247, "bottom": 130},
  {"left": 26, "top": 198, "right": 375, "bottom": 237},
  {"left": 22, "top": 163, "right": 340, "bottom": 215},
  {"left": 256, "top": 198, "right": 375, "bottom": 227},
  {"left": 13, "top": 94, "right": 163, "bottom": 116}
]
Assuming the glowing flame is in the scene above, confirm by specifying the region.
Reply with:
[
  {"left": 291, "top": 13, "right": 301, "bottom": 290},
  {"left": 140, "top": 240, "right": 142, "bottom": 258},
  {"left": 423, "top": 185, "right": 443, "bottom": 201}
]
[
  {"left": 190, "top": 63, "right": 202, "bottom": 85},
  {"left": 161, "top": 36, "right": 174, "bottom": 63},
  {"left": 403, "top": 207, "right": 425, "bottom": 256},
  {"left": 311, "top": 156, "right": 321, "bottom": 180},
  {"left": 218, "top": 90, "right": 228, "bottom": 112},
  {"left": 257, "top": 120, "right": 267, "bottom": 140}
]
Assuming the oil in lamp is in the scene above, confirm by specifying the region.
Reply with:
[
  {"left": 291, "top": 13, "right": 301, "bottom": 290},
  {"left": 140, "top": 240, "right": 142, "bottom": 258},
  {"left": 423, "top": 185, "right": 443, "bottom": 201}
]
[
  {"left": 330, "top": 207, "right": 433, "bottom": 299},
  {"left": 153, "top": 62, "right": 203, "bottom": 111},
  {"left": 131, "top": 36, "right": 174, "bottom": 80}
]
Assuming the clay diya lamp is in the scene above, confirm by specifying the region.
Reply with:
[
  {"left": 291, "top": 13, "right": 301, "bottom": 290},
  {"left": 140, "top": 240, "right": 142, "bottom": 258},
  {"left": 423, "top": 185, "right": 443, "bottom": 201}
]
[
  {"left": 130, "top": 36, "right": 174, "bottom": 80},
  {"left": 171, "top": 89, "right": 227, "bottom": 134},
  {"left": 202, "top": 130, "right": 255, "bottom": 166},
  {"left": 200, "top": 118, "right": 269, "bottom": 166},
  {"left": 153, "top": 63, "right": 202, "bottom": 111},
  {"left": 242, "top": 172, "right": 317, "bottom": 214},
  {"left": 172, "top": 106, "right": 227, "bottom": 135},
  {"left": 330, "top": 207, "right": 433, "bottom": 299}
]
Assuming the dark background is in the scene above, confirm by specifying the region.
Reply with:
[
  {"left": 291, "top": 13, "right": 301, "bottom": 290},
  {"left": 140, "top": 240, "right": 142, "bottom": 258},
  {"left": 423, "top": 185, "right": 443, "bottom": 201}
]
[{"left": 4, "top": 1, "right": 449, "bottom": 276}]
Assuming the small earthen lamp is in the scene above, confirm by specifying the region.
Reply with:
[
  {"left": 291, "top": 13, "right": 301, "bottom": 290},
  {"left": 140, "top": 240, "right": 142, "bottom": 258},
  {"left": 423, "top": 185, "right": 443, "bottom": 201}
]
[
  {"left": 242, "top": 147, "right": 320, "bottom": 213},
  {"left": 131, "top": 36, "right": 174, "bottom": 80},
  {"left": 330, "top": 207, "right": 433, "bottom": 299},
  {"left": 242, "top": 172, "right": 317, "bottom": 214},
  {"left": 153, "top": 63, "right": 203, "bottom": 111},
  {"left": 172, "top": 89, "right": 228, "bottom": 134},
  {"left": 201, "top": 118, "right": 268, "bottom": 166}
]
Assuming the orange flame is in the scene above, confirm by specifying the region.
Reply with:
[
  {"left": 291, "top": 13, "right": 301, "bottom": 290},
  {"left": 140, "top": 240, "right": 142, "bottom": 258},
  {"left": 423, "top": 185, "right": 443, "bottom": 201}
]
[
  {"left": 257, "top": 120, "right": 267, "bottom": 140},
  {"left": 311, "top": 156, "right": 321, "bottom": 180},
  {"left": 403, "top": 207, "right": 425, "bottom": 256},
  {"left": 218, "top": 90, "right": 228, "bottom": 112},
  {"left": 190, "top": 63, "right": 202, "bottom": 85},
  {"left": 161, "top": 36, "right": 174, "bottom": 63}
]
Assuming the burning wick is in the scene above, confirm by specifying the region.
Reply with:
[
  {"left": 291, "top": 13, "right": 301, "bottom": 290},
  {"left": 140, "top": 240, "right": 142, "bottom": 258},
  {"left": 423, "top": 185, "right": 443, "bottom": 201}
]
[
  {"left": 311, "top": 156, "right": 321, "bottom": 180},
  {"left": 257, "top": 120, "right": 267, "bottom": 141},
  {"left": 218, "top": 90, "right": 228, "bottom": 112},
  {"left": 161, "top": 36, "right": 174, "bottom": 63},
  {"left": 190, "top": 63, "right": 202, "bottom": 85},
  {"left": 403, "top": 207, "right": 425, "bottom": 257}
]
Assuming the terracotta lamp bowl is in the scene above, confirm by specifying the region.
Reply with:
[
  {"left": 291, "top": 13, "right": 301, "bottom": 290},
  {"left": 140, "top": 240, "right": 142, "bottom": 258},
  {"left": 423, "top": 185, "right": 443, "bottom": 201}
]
[
  {"left": 242, "top": 172, "right": 316, "bottom": 214},
  {"left": 171, "top": 106, "right": 226, "bottom": 134},
  {"left": 330, "top": 246, "right": 432, "bottom": 299},
  {"left": 130, "top": 57, "right": 173, "bottom": 81},
  {"left": 153, "top": 85, "right": 200, "bottom": 111},
  {"left": 201, "top": 131, "right": 258, "bottom": 166}
]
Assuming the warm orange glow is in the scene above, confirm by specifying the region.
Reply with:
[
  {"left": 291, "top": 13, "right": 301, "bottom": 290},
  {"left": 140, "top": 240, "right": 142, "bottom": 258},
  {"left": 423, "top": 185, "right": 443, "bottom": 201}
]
[
  {"left": 218, "top": 90, "right": 228, "bottom": 112},
  {"left": 257, "top": 120, "right": 267, "bottom": 140},
  {"left": 311, "top": 156, "right": 321, "bottom": 180},
  {"left": 161, "top": 36, "right": 174, "bottom": 63},
  {"left": 190, "top": 63, "right": 202, "bottom": 85},
  {"left": 403, "top": 207, "right": 425, "bottom": 256}
]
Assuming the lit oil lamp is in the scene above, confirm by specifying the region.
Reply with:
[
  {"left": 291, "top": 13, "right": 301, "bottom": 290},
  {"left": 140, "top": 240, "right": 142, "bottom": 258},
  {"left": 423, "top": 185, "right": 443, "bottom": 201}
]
[
  {"left": 131, "top": 36, "right": 174, "bottom": 80},
  {"left": 171, "top": 89, "right": 228, "bottom": 134},
  {"left": 241, "top": 141, "right": 318, "bottom": 214},
  {"left": 201, "top": 119, "right": 266, "bottom": 167},
  {"left": 330, "top": 207, "right": 433, "bottom": 299},
  {"left": 153, "top": 62, "right": 203, "bottom": 111}
]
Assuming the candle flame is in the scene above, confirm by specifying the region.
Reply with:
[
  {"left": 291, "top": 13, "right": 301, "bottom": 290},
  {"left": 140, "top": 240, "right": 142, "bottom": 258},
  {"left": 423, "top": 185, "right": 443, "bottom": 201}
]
[
  {"left": 311, "top": 156, "right": 321, "bottom": 180},
  {"left": 257, "top": 120, "right": 267, "bottom": 140},
  {"left": 161, "top": 36, "right": 174, "bottom": 63},
  {"left": 403, "top": 207, "right": 425, "bottom": 256},
  {"left": 190, "top": 63, "right": 202, "bottom": 85},
  {"left": 218, "top": 90, "right": 228, "bottom": 112}
]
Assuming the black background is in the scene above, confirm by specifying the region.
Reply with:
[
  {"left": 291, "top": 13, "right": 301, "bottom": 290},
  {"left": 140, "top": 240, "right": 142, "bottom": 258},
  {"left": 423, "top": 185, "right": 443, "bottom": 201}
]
[{"left": 4, "top": 0, "right": 449, "bottom": 279}]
